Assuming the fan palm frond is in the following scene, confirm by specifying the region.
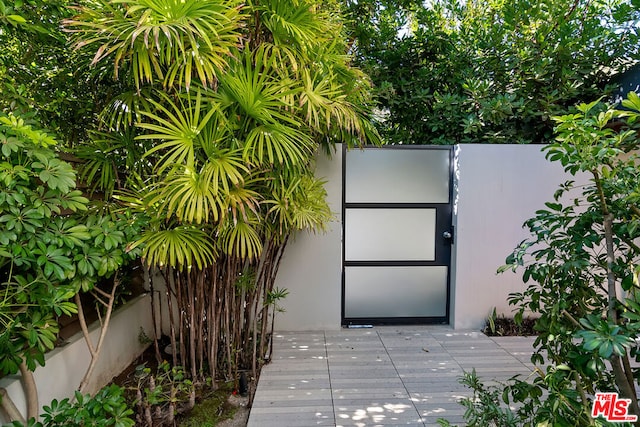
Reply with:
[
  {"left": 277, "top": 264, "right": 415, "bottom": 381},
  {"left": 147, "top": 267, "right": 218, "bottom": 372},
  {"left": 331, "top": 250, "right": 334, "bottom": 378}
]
[
  {"left": 148, "top": 150, "right": 253, "bottom": 224},
  {"left": 217, "top": 215, "right": 263, "bottom": 260},
  {"left": 299, "top": 68, "right": 345, "bottom": 131},
  {"left": 201, "top": 148, "right": 248, "bottom": 193},
  {"left": 218, "top": 48, "right": 300, "bottom": 127},
  {"left": 150, "top": 167, "right": 227, "bottom": 224},
  {"left": 224, "top": 183, "right": 262, "bottom": 223},
  {"left": 243, "top": 123, "right": 314, "bottom": 166},
  {"left": 99, "top": 88, "right": 154, "bottom": 131},
  {"left": 259, "top": 42, "right": 303, "bottom": 74},
  {"left": 266, "top": 172, "right": 332, "bottom": 235},
  {"left": 64, "top": 0, "right": 245, "bottom": 90},
  {"left": 289, "top": 175, "right": 333, "bottom": 231},
  {"left": 218, "top": 48, "right": 318, "bottom": 166},
  {"left": 133, "top": 225, "right": 215, "bottom": 269},
  {"left": 75, "top": 134, "right": 122, "bottom": 197},
  {"left": 253, "top": 0, "right": 331, "bottom": 52},
  {"left": 75, "top": 128, "right": 147, "bottom": 197},
  {"left": 137, "top": 90, "right": 220, "bottom": 173}
]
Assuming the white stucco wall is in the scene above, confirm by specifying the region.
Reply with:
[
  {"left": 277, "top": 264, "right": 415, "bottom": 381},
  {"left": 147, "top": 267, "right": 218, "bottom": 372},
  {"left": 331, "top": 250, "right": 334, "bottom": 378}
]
[
  {"left": 0, "top": 294, "right": 154, "bottom": 423},
  {"left": 450, "top": 144, "right": 579, "bottom": 329},
  {"left": 273, "top": 144, "right": 581, "bottom": 331},
  {"left": 274, "top": 147, "right": 343, "bottom": 331}
]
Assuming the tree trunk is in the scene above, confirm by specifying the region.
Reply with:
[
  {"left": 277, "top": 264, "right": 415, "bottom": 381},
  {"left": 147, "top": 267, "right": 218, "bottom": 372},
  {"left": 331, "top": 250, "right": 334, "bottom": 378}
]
[
  {"left": 18, "top": 362, "right": 38, "bottom": 421},
  {"left": 602, "top": 200, "right": 640, "bottom": 422},
  {"left": 164, "top": 269, "right": 178, "bottom": 368},
  {"left": 0, "top": 388, "right": 26, "bottom": 424},
  {"left": 186, "top": 271, "right": 197, "bottom": 380}
]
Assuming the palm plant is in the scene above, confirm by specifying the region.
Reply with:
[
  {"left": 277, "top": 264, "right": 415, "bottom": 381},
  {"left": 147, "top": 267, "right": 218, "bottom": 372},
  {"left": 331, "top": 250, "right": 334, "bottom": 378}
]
[{"left": 65, "top": 0, "right": 380, "bottom": 384}]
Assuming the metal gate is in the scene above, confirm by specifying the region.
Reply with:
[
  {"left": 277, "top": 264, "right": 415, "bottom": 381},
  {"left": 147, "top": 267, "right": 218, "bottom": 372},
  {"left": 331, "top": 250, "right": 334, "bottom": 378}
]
[{"left": 342, "top": 146, "right": 453, "bottom": 325}]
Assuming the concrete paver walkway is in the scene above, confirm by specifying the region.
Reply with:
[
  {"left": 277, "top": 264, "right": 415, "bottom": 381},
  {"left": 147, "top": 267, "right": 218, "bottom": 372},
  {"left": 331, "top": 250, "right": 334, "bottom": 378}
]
[{"left": 248, "top": 326, "right": 537, "bottom": 427}]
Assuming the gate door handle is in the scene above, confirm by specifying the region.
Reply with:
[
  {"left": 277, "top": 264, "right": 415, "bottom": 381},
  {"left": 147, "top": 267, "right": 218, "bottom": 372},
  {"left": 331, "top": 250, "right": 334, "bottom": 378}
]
[{"left": 443, "top": 227, "right": 454, "bottom": 242}]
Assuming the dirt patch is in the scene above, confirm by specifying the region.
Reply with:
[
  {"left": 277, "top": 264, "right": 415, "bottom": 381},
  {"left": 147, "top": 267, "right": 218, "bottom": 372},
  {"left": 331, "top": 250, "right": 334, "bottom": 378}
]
[
  {"left": 111, "top": 338, "right": 253, "bottom": 426},
  {"left": 213, "top": 395, "right": 250, "bottom": 427},
  {"left": 176, "top": 388, "right": 250, "bottom": 427},
  {"left": 483, "top": 316, "right": 537, "bottom": 337}
]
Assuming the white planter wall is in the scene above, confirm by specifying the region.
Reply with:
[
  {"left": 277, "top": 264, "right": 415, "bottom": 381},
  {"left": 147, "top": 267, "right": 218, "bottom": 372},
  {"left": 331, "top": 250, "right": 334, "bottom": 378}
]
[
  {"left": 274, "top": 144, "right": 582, "bottom": 331},
  {"left": 0, "top": 294, "right": 154, "bottom": 423}
]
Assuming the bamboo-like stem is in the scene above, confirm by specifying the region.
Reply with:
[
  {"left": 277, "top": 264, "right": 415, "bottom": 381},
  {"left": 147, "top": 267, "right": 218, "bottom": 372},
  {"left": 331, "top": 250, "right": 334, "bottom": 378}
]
[
  {"left": 164, "top": 268, "right": 178, "bottom": 368},
  {"left": 186, "top": 271, "right": 197, "bottom": 380},
  {"left": 176, "top": 273, "right": 187, "bottom": 369},
  {"left": 224, "top": 260, "right": 233, "bottom": 379},
  {"left": 209, "top": 262, "right": 218, "bottom": 383},
  {"left": 147, "top": 267, "right": 163, "bottom": 364},
  {"left": 196, "top": 271, "right": 205, "bottom": 381}
]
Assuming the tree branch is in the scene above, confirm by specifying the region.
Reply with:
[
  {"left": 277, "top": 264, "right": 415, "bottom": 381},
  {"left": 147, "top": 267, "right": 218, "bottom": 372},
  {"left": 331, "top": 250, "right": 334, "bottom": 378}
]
[
  {"left": 18, "top": 362, "right": 38, "bottom": 421},
  {"left": 77, "top": 275, "right": 119, "bottom": 393},
  {"left": 0, "top": 387, "right": 26, "bottom": 424}
]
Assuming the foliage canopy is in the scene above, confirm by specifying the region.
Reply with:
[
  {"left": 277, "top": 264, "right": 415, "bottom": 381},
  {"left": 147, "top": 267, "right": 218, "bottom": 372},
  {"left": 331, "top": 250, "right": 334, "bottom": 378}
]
[
  {"left": 344, "top": 0, "right": 640, "bottom": 144},
  {"left": 62, "top": 0, "right": 380, "bottom": 384},
  {"left": 0, "top": 113, "right": 143, "bottom": 378}
]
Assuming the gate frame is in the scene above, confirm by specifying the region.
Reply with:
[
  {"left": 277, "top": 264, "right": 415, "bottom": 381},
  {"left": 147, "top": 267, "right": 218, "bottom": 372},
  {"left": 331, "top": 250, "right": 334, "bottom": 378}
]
[{"left": 341, "top": 145, "right": 455, "bottom": 326}]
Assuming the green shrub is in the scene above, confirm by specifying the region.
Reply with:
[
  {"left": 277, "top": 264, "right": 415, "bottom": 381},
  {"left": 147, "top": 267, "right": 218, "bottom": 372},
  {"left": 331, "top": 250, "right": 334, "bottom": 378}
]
[
  {"left": 441, "top": 93, "right": 640, "bottom": 426},
  {"left": 3, "top": 384, "right": 134, "bottom": 427}
]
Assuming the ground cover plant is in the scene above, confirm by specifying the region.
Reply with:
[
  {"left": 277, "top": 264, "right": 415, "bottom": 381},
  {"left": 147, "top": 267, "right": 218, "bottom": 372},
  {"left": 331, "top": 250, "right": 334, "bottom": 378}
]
[
  {"left": 440, "top": 94, "right": 640, "bottom": 426},
  {"left": 482, "top": 307, "right": 536, "bottom": 337},
  {"left": 3, "top": 384, "right": 135, "bottom": 427}
]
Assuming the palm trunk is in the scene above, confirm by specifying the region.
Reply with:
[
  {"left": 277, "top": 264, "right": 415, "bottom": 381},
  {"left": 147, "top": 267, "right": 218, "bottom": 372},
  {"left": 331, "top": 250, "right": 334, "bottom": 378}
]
[
  {"left": 164, "top": 269, "right": 178, "bottom": 368},
  {"left": 209, "top": 262, "right": 219, "bottom": 383},
  {"left": 176, "top": 273, "right": 187, "bottom": 369},
  {"left": 148, "top": 268, "right": 163, "bottom": 364},
  {"left": 186, "top": 271, "right": 197, "bottom": 380},
  {"left": 196, "top": 271, "right": 205, "bottom": 381}
]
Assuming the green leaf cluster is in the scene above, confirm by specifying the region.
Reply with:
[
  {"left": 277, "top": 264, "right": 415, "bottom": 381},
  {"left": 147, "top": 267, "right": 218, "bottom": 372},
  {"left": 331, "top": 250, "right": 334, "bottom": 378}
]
[
  {"left": 132, "top": 362, "right": 194, "bottom": 414},
  {"left": 0, "top": 0, "right": 118, "bottom": 145},
  {"left": 345, "top": 0, "right": 640, "bottom": 145},
  {"left": 0, "top": 114, "right": 144, "bottom": 376},
  {"left": 486, "top": 92, "right": 640, "bottom": 425},
  {"left": 438, "top": 366, "right": 621, "bottom": 427},
  {"left": 3, "top": 384, "right": 135, "bottom": 427},
  {"left": 61, "top": 0, "right": 380, "bottom": 384},
  {"left": 64, "top": 0, "right": 379, "bottom": 270}
]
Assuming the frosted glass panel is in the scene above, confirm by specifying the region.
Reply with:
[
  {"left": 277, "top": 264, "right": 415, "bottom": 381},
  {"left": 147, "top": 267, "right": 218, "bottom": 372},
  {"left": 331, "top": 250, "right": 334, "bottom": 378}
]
[
  {"left": 345, "top": 209, "right": 435, "bottom": 261},
  {"left": 346, "top": 148, "right": 450, "bottom": 203},
  {"left": 345, "top": 266, "right": 448, "bottom": 318}
]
